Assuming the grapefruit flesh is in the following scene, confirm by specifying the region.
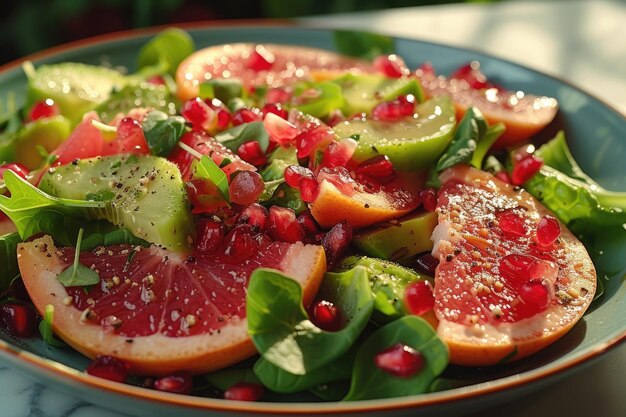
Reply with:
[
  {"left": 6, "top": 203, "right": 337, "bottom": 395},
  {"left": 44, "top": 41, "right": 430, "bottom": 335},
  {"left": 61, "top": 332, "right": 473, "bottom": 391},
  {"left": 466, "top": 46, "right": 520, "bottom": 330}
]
[
  {"left": 176, "top": 43, "right": 373, "bottom": 102},
  {"left": 432, "top": 165, "right": 595, "bottom": 366},
  {"left": 18, "top": 235, "right": 326, "bottom": 375},
  {"left": 418, "top": 72, "right": 558, "bottom": 148}
]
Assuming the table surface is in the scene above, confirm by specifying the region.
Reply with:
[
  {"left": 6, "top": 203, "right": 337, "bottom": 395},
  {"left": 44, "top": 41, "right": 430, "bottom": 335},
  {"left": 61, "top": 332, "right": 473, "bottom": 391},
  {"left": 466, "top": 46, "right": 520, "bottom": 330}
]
[{"left": 2, "top": 0, "right": 625, "bottom": 416}]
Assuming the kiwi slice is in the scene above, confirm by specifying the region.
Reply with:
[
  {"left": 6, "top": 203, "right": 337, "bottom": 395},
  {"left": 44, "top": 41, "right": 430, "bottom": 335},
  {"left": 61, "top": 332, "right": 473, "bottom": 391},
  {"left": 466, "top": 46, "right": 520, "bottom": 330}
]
[{"left": 39, "top": 155, "right": 194, "bottom": 251}]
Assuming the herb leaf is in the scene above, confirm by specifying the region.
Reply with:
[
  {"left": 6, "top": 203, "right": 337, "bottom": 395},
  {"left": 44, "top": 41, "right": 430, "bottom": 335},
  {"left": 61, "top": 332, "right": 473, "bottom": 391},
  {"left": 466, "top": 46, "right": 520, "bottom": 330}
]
[
  {"left": 57, "top": 228, "right": 100, "bottom": 287},
  {"left": 136, "top": 27, "right": 195, "bottom": 76},
  {"left": 142, "top": 110, "right": 187, "bottom": 157},
  {"left": 199, "top": 79, "right": 244, "bottom": 104},
  {"left": 195, "top": 156, "right": 230, "bottom": 203},
  {"left": 343, "top": 316, "right": 449, "bottom": 401},
  {"left": 247, "top": 267, "right": 373, "bottom": 375},
  {"left": 0, "top": 170, "right": 105, "bottom": 240},
  {"left": 81, "top": 228, "right": 150, "bottom": 251},
  {"left": 214, "top": 122, "right": 270, "bottom": 153},
  {"left": 333, "top": 30, "right": 395, "bottom": 60},
  {"left": 38, "top": 304, "right": 66, "bottom": 347},
  {"left": 0, "top": 232, "right": 21, "bottom": 293}
]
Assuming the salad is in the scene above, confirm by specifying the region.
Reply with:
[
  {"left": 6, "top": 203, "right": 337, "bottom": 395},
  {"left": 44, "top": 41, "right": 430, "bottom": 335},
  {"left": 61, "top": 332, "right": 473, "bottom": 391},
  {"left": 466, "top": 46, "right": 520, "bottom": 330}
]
[{"left": 0, "top": 28, "right": 621, "bottom": 403}]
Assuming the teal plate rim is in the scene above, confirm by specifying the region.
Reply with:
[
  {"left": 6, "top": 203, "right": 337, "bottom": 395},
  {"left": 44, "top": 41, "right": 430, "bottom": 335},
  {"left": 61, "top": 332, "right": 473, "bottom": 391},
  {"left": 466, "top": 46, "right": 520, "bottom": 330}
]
[{"left": 0, "top": 20, "right": 625, "bottom": 416}]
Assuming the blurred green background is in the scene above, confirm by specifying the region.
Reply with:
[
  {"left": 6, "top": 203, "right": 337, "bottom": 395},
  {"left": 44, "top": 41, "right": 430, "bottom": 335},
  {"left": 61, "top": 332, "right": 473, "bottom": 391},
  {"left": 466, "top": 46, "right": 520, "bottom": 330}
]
[{"left": 0, "top": 0, "right": 494, "bottom": 64}]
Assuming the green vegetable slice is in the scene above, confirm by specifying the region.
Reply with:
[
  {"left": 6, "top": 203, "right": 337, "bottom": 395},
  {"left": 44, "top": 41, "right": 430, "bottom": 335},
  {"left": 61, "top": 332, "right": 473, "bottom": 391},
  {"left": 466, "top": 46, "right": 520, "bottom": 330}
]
[{"left": 0, "top": 232, "right": 21, "bottom": 292}]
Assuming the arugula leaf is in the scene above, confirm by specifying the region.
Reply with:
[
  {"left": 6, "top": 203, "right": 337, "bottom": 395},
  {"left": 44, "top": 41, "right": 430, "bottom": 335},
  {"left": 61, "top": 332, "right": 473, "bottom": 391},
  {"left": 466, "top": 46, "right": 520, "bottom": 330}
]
[
  {"left": 214, "top": 122, "right": 270, "bottom": 153},
  {"left": 470, "top": 122, "right": 505, "bottom": 169},
  {"left": 57, "top": 228, "right": 100, "bottom": 287},
  {"left": 195, "top": 156, "right": 230, "bottom": 203},
  {"left": 436, "top": 107, "right": 486, "bottom": 171},
  {"left": 0, "top": 170, "right": 105, "bottom": 240},
  {"left": 534, "top": 130, "right": 597, "bottom": 185},
  {"left": 0, "top": 233, "right": 21, "bottom": 293},
  {"left": 38, "top": 304, "right": 66, "bottom": 347},
  {"left": 199, "top": 79, "right": 244, "bottom": 104},
  {"left": 136, "top": 27, "right": 195, "bottom": 76},
  {"left": 81, "top": 228, "right": 150, "bottom": 251},
  {"left": 142, "top": 110, "right": 187, "bottom": 157},
  {"left": 343, "top": 316, "right": 449, "bottom": 401},
  {"left": 246, "top": 267, "right": 374, "bottom": 375},
  {"left": 333, "top": 30, "right": 395, "bottom": 60}
]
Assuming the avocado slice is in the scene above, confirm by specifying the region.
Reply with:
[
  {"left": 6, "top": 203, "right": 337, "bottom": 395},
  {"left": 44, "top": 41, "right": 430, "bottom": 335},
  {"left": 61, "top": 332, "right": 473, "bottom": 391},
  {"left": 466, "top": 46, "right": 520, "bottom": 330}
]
[
  {"left": 27, "top": 62, "right": 127, "bottom": 122},
  {"left": 39, "top": 155, "right": 194, "bottom": 251},
  {"left": 12, "top": 116, "right": 71, "bottom": 169},
  {"left": 353, "top": 211, "right": 437, "bottom": 261},
  {"left": 333, "top": 96, "right": 456, "bottom": 171}
]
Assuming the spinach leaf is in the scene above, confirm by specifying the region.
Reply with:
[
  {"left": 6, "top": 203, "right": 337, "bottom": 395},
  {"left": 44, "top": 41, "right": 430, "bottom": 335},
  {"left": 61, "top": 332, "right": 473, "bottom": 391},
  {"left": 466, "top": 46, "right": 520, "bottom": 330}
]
[
  {"left": 246, "top": 267, "right": 373, "bottom": 375},
  {"left": 57, "top": 228, "right": 100, "bottom": 287},
  {"left": 343, "top": 316, "right": 449, "bottom": 401},
  {"left": 0, "top": 233, "right": 21, "bottom": 293},
  {"left": 204, "top": 368, "right": 261, "bottom": 391},
  {"left": 142, "top": 110, "right": 187, "bottom": 157},
  {"left": 214, "top": 122, "right": 270, "bottom": 153},
  {"left": 0, "top": 170, "right": 104, "bottom": 240},
  {"left": 309, "top": 380, "right": 351, "bottom": 401},
  {"left": 136, "top": 27, "right": 195, "bottom": 76},
  {"left": 199, "top": 79, "right": 244, "bottom": 104},
  {"left": 38, "top": 304, "right": 66, "bottom": 347},
  {"left": 195, "top": 155, "right": 230, "bottom": 203},
  {"left": 253, "top": 344, "right": 355, "bottom": 394},
  {"left": 333, "top": 30, "right": 394, "bottom": 60},
  {"left": 81, "top": 228, "right": 150, "bottom": 251}
]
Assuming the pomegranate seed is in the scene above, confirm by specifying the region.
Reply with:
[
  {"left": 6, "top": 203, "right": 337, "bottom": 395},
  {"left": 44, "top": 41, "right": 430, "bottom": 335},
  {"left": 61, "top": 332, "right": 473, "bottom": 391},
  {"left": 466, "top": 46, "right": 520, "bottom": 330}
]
[
  {"left": 308, "top": 300, "right": 343, "bottom": 331},
  {"left": 317, "top": 166, "right": 356, "bottom": 196},
  {"left": 534, "top": 215, "right": 561, "bottom": 247},
  {"left": 519, "top": 280, "right": 550, "bottom": 309},
  {"left": 0, "top": 163, "right": 30, "bottom": 181},
  {"left": 116, "top": 117, "right": 141, "bottom": 139},
  {"left": 28, "top": 99, "right": 59, "bottom": 121},
  {"left": 229, "top": 171, "right": 264, "bottom": 205},
  {"left": 223, "top": 224, "right": 258, "bottom": 261},
  {"left": 419, "top": 188, "right": 437, "bottom": 212},
  {"left": 268, "top": 206, "right": 305, "bottom": 243},
  {"left": 321, "top": 139, "right": 358, "bottom": 169},
  {"left": 265, "top": 87, "right": 291, "bottom": 105},
  {"left": 232, "top": 108, "right": 262, "bottom": 126},
  {"left": 205, "top": 98, "right": 232, "bottom": 130},
  {"left": 321, "top": 222, "right": 353, "bottom": 268},
  {"left": 404, "top": 281, "right": 435, "bottom": 316},
  {"left": 224, "top": 382, "right": 264, "bottom": 401},
  {"left": 263, "top": 112, "right": 297, "bottom": 145},
  {"left": 154, "top": 373, "right": 193, "bottom": 394},
  {"left": 371, "top": 95, "right": 415, "bottom": 122},
  {"left": 195, "top": 218, "right": 225, "bottom": 254},
  {"left": 0, "top": 303, "right": 36, "bottom": 338},
  {"left": 246, "top": 45, "right": 275, "bottom": 72},
  {"left": 86, "top": 356, "right": 129, "bottom": 383},
  {"left": 147, "top": 75, "right": 165, "bottom": 85},
  {"left": 355, "top": 155, "right": 396, "bottom": 184},
  {"left": 416, "top": 62, "right": 436, "bottom": 77},
  {"left": 262, "top": 103, "right": 288, "bottom": 120},
  {"left": 373, "top": 54, "right": 409, "bottom": 78},
  {"left": 499, "top": 253, "right": 538, "bottom": 287},
  {"left": 295, "top": 121, "right": 334, "bottom": 159},
  {"left": 451, "top": 62, "right": 493, "bottom": 90},
  {"left": 299, "top": 177, "right": 320, "bottom": 203},
  {"left": 237, "top": 141, "right": 267, "bottom": 166},
  {"left": 237, "top": 203, "right": 269, "bottom": 233},
  {"left": 496, "top": 208, "right": 529, "bottom": 238},
  {"left": 297, "top": 211, "right": 320, "bottom": 235},
  {"left": 495, "top": 171, "right": 512, "bottom": 184},
  {"left": 530, "top": 258, "right": 559, "bottom": 286},
  {"left": 374, "top": 343, "right": 424, "bottom": 378},
  {"left": 511, "top": 155, "right": 543, "bottom": 185},
  {"left": 326, "top": 110, "right": 345, "bottom": 127},
  {"left": 182, "top": 98, "right": 216, "bottom": 131},
  {"left": 415, "top": 253, "right": 439, "bottom": 276},
  {"left": 284, "top": 165, "right": 315, "bottom": 188}
]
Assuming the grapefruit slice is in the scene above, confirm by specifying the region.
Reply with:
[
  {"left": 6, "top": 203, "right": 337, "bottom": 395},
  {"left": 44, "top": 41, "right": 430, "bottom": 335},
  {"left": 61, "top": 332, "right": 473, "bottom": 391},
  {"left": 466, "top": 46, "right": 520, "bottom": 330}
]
[
  {"left": 418, "top": 70, "right": 558, "bottom": 148},
  {"left": 432, "top": 165, "right": 596, "bottom": 366},
  {"left": 309, "top": 169, "right": 421, "bottom": 229},
  {"left": 18, "top": 235, "right": 325, "bottom": 375},
  {"left": 175, "top": 43, "right": 373, "bottom": 102}
]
